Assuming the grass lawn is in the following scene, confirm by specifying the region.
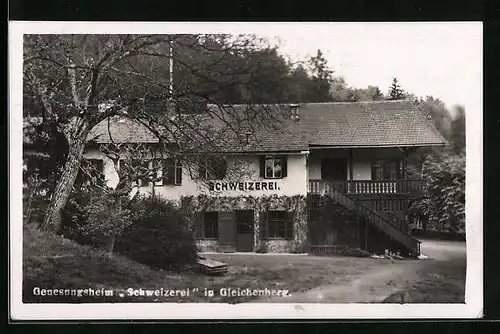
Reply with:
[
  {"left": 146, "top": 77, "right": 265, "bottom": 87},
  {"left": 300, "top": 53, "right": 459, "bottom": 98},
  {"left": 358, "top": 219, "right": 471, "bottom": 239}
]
[{"left": 23, "top": 224, "right": 465, "bottom": 304}]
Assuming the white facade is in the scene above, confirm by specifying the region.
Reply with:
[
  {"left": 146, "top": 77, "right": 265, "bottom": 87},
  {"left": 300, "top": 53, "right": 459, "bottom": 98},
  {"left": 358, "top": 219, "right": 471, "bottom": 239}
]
[
  {"left": 84, "top": 146, "right": 409, "bottom": 201},
  {"left": 84, "top": 148, "right": 309, "bottom": 200}
]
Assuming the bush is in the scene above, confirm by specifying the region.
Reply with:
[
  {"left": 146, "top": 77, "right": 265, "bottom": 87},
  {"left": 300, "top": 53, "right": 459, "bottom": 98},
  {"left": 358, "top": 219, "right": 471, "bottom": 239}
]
[
  {"left": 335, "top": 247, "right": 372, "bottom": 258},
  {"left": 60, "top": 186, "right": 97, "bottom": 246},
  {"left": 115, "top": 196, "right": 198, "bottom": 270},
  {"left": 290, "top": 241, "right": 309, "bottom": 254},
  {"left": 61, "top": 190, "right": 198, "bottom": 271},
  {"left": 255, "top": 243, "right": 268, "bottom": 254}
]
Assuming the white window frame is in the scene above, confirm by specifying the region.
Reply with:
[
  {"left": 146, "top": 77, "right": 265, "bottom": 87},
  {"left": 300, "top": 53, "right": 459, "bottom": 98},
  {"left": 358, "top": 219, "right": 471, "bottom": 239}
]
[
  {"left": 264, "top": 155, "right": 283, "bottom": 179},
  {"left": 162, "top": 158, "right": 182, "bottom": 186}
]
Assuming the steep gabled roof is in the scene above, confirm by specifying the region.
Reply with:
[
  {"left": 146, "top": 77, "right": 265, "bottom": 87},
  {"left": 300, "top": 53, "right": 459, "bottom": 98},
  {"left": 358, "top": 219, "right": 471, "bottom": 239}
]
[{"left": 83, "top": 100, "right": 447, "bottom": 152}]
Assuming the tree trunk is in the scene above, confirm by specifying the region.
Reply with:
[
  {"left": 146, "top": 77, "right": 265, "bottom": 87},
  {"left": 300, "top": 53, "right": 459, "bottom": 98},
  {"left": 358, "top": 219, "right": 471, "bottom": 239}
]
[
  {"left": 105, "top": 235, "right": 115, "bottom": 255},
  {"left": 41, "top": 124, "right": 90, "bottom": 232}
]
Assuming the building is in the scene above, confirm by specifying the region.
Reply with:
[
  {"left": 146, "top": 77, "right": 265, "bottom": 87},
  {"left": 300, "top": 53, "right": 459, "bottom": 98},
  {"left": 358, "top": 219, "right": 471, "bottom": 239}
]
[{"left": 31, "top": 100, "right": 447, "bottom": 256}]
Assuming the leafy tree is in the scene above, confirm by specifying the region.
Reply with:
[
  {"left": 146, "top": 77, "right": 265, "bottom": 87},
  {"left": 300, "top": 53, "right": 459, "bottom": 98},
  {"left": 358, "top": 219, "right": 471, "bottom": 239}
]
[
  {"left": 329, "top": 76, "right": 354, "bottom": 102},
  {"left": 347, "top": 85, "right": 385, "bottom": 102},
  {"left": 308, "top": 49, "right": 334, "bottom": 102},
  {"left": 450, "top": 105, "right": 466, "bottom": 154},
  {"left": 366, "top": 85, "right": 385, "bottom": 100},
  {"left": 409, "top": 154, "right": 465, "bottom": 233},
  {"left": 24, "top": 34, "right": 292, "bottom": 232},
  {"left": 387, "top": 77, "right": 405, "bottom": 100},
  {"left": 284, "top": 64, "right": 313, "bottom": 103},
  {"left": 415, "top": 96, "right": 453, "bottom": 140},
  {"left": 76, "top": 190, "right": 133, "bottom": 254}
]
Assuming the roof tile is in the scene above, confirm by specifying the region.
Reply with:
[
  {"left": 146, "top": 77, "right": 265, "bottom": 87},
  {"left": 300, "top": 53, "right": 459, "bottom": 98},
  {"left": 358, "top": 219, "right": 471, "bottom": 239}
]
[{"left": 86, "top": 100, "right": 447, "bottom": 151}]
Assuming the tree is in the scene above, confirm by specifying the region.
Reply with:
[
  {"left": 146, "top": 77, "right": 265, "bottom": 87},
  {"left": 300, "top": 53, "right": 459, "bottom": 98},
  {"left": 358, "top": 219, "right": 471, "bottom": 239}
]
[
  {"left": 387, "top": 77, "right": 405, "bottom": 100},
  {"left": 329, "top": 76, "right": 354, "bottom": 102},
  {"left": 366, "top": 85, "right": 385, "bottom": 100},
  {"left": 415, "top": 96, "right": 453, "bottom": 140},
  {"left": 346, "top": 85, "right": 385, "bottom": 102},
  {"left": 284, "top": 64, "right": 312, "bottom": 103},
  {"left": 450, "top": 105, "right": 466, "bottom": 154},
  {"left": 24, "top": 34, "right": 291, "bottom": 232},
  {"left": 308, "top": 49, "right": 334, "bottom": 102},
  {"left": 77, "top": 189, "right": 133, "bottom": 254},
  {"left": 409, "top": 154, "right": 465, "bottom": 233}
]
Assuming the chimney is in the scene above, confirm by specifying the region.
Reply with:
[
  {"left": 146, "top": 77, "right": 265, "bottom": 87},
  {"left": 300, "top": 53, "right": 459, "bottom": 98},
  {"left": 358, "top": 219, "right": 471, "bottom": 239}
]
[{"left": 289, "top": 104, "right": 300, "bottom": 121}]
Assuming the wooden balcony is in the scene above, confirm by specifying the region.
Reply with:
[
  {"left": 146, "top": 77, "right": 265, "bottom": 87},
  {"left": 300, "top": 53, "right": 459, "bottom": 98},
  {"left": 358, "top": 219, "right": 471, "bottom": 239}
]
[{"left": 308, "top": 179, "right": 424, "bottom": 196}]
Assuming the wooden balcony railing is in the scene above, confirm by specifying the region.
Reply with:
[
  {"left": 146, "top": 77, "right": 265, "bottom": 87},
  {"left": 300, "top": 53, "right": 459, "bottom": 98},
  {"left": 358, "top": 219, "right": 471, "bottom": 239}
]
[
  {"left": 308, "top": 183, "right": 421, "bottom": 256},
  {"left": 308, "top": 179, "right": 424, "bottom": 195}
]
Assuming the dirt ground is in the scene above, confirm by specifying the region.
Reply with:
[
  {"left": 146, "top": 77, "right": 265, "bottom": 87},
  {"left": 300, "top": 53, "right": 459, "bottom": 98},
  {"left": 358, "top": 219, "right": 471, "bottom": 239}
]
[
  {"left": 205, "top": 239, "right": 466, "bottom": 303},
  {"left": 24, "top": 224, "right": 465, "bottom": 304},
  {"left": 261, "top": 239, "right": 466, "bottom": 303}
]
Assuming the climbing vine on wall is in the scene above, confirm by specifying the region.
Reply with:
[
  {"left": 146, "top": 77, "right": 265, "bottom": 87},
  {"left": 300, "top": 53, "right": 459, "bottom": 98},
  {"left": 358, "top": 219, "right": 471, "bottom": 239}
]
[{"left": 179, "top": 194, "right": 308, "bottom": 252}]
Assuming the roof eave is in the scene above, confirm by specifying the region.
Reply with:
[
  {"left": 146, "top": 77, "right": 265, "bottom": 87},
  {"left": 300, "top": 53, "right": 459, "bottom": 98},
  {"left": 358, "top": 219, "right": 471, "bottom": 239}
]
[{"left": 309, "top": 143, "right": 448, "bottom": 149}]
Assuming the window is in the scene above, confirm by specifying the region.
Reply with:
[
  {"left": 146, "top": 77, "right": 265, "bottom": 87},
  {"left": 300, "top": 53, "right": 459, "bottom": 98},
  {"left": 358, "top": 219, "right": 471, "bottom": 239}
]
[
  {"left": 77, "top": 159, "right": 105, "bottom": 186},
  {"left": 162, "top": 158, "right": 182, "bottom": 186},
  {"left": 203, "top": 212, "right": 218, "bottom": 239},
  {"left": 371, "top": 159, "right": 401, "bottom": 180},
  {"left": 260, "top": 155, "right": 287, "bottom": 179},
  {"left": 128, "top": 159, "right": 151, "bottom": 187},
  {"left": 267, "top": 210, "right": 293, "bottom": 240},
  {"left": 198, "top": 156, "right": 227, "bottom": 180}
]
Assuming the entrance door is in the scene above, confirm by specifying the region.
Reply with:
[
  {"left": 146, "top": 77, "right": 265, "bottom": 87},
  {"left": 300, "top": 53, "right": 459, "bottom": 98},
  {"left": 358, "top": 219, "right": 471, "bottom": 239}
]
[
  {"left": 321, "top": 158, "right": 348, "bottom": 181},
  {"left": 235, "top": 210, "right": 254, "bottom": 252},
  {"left": 218, "top": 211, "right": 236, "bottom": 253}
]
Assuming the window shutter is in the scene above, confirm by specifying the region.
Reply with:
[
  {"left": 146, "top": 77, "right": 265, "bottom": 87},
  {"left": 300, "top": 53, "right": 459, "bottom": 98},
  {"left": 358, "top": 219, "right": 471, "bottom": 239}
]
[
  {"left": 125, "top": 159, "right": 138, "bottom": 186},
  {"left": 154, "top": 159, "right": 163, "bottom": 186},
  {"left": 193, "top": 211, "right": 203, "bottom": 238},
  {"left": 96, "top": 159, "right": 105, "bottom": 186},
  {"left": 259, "top": 156, "right": 265, "bottom": 178},
  {"left": 281, "top": 156, "right": 288, "bottom": 177},
  {"left": 163, "top": 158, "right": 175, "bottom": 185},
  {"left": 130, "top": 159, "right": 141, "bottom": 186},
  {"left": 259, "top": 211, "right": 268, "bottom": 240},
  {"left": 214, "top": 158, "right": 227, "bottom": 180},
  {"left": 175, "top": 160, "right": 182, "bottom": 185},
  {"left": 286, "top": 211, "right": 294, "bottom": 240},
  {"left": 95, "top": 159, "right": 104, "bottom": 174},
  {"left": 198, "top": 158, "right": 206, "bottom": 179},
  {"left": 142, "top": 160, "right": 150, "bottom": 187}
]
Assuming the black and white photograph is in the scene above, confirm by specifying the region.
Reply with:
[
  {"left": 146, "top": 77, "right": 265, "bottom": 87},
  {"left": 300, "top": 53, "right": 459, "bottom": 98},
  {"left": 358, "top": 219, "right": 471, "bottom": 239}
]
[{"left": 9, "top": 22, "right": 482, "bottom": 320}]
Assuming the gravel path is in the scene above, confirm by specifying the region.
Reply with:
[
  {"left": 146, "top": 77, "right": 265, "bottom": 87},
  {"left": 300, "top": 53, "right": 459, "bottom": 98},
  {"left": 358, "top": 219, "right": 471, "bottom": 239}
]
[{"left": 253, "top": 239, "right": 466, "bottom": 303}]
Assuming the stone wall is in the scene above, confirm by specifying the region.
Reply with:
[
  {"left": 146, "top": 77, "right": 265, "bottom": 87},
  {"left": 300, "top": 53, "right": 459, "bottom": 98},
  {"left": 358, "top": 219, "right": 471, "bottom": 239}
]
[
  {"left": 180, "top": 195, "right": 308, "bottom": 253},
  {"left": 196, "top": 239, "right": 219, "bottom": 252}
]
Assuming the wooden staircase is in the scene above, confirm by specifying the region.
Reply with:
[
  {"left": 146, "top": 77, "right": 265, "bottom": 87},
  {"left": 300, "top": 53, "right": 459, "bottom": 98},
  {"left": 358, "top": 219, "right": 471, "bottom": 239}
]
[{"left": 320, "top": 182, "right": 421, "bottom": 257}]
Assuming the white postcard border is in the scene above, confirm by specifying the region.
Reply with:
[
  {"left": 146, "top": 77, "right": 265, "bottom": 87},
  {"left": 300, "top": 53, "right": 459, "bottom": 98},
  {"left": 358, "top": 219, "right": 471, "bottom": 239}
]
[{"left": 9, "top": 21, "right": 483, "bottom": 320}]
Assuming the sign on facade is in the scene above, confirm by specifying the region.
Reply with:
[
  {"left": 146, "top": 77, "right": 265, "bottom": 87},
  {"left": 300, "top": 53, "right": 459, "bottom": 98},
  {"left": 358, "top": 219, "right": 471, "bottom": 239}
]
[{"left": 209, "top": 181, "right": 280, "bottom": 191}]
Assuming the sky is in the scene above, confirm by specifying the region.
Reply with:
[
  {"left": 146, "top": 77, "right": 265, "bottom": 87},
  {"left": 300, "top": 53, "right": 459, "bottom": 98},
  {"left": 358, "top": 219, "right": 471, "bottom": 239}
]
[
  {"left": 12, "top": 22, "right": 482, "bottom": 116},
  {"left": 259, "top": 22, "right": 482, "bottom": 115}
]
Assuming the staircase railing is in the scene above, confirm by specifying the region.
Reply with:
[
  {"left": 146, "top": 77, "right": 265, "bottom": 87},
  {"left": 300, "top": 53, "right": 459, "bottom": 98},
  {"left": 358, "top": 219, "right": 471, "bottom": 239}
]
[{"left": 321, "top": 183, "right": 421, "bottom": 256}]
